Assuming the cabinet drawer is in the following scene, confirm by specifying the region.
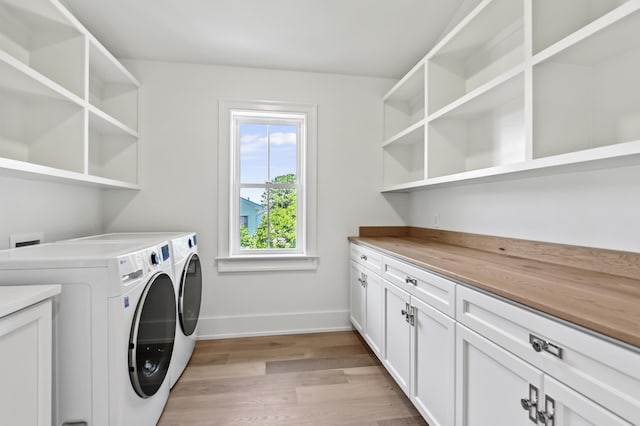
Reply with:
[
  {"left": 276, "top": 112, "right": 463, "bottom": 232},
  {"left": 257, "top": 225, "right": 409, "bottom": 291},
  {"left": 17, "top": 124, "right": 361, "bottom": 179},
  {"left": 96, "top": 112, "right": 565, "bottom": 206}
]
[
  {"left": 350, "top": 243, "right": 382, "bottom": 274},
  {"left": 383, "top": 256, "right": 455, "bottom": 318},
  {"left": 457, "top": 285, "right": 640, "bottom": 425}
]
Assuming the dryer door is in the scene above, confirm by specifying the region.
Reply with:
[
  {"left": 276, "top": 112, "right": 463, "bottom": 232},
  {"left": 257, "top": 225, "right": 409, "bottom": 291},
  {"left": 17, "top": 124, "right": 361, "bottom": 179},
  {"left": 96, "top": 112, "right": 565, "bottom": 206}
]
[
  {"left": 178, "top": 253, "right": 202, "bottom": 336},
  {"left": 129, "top": 272, "right": 176, "bottom": 398}
]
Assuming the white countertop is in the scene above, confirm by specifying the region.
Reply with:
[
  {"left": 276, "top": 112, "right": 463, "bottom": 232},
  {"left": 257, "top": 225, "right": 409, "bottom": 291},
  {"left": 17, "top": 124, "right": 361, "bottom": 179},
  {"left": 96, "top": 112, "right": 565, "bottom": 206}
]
[{"left": 0, "top": 285, "right": 61, "bottom": 318}]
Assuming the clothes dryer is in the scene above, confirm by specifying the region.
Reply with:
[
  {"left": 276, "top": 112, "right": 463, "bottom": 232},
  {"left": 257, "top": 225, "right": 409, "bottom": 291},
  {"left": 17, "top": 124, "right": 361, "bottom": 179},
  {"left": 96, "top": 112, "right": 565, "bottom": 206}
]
[
  {"left": 62, "top": 232, "right": 202, "bottom": 387},
  {"left": 0, "top": 240, "right": 176, "bottom": 426}
]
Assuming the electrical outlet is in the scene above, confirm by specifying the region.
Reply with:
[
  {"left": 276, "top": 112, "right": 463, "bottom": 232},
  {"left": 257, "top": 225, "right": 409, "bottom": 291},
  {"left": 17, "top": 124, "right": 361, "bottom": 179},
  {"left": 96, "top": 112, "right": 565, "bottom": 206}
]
[{"left": 434, "top": 213, "right": 440, "bottom": 228}]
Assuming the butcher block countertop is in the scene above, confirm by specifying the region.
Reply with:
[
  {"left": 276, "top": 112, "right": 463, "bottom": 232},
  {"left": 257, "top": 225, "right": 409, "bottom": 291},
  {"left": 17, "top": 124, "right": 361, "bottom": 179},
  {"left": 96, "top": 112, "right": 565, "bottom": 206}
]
[{"left": 349, "top": 227, "right": 640, "bottom": 349}]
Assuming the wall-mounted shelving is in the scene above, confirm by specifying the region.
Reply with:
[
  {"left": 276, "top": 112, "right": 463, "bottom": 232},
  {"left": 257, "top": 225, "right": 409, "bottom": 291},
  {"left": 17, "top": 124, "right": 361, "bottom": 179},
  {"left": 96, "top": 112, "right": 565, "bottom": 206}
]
[
  {"left": 428, "top": 72, "right": 525, "bottom": 178},
  {"left": 382, "top": 0, "right": 640, "bottom": 192},
  {"left": 0, "top": 0, "right": 140, "bottom": 189}
]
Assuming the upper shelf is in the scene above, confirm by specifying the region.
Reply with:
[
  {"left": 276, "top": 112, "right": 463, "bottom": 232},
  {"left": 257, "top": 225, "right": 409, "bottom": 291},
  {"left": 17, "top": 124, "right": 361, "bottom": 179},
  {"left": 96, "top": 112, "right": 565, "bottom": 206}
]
[
  {"left": 383, "top": 62, "right": 425, "bottom": 142},
  {"left": 0, "top": 0, "right": 85, "bottom": 97},
  {"left": 0, "top": 0, "right": 140, "bottom": 190},
  {"left": 426, "top": 0, "right": 524, "bottom": 114},
  {"left": 381, "top": 0, "right": 640, "bottom": 192}
]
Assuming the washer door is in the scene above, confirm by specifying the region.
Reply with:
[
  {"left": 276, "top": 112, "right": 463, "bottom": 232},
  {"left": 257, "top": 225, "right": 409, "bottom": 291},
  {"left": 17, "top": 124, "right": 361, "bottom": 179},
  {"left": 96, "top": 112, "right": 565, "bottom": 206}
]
[
  {"left": 129, "top": 272, "right": 176, "bottom": 398},
  {"left": 179, "top": 253, "right": 202, "bottom": 336}
]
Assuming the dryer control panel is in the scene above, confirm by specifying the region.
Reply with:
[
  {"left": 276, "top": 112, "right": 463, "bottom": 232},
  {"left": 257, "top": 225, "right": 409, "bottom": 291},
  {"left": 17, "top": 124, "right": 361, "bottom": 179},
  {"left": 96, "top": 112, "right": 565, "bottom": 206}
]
[{"left": 118, "top": 252, "right": 145, "bottom": 284}]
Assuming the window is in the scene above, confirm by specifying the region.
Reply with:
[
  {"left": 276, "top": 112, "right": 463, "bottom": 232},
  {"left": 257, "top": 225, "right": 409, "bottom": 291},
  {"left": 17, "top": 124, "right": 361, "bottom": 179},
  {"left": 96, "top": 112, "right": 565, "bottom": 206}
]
[
  {"left": 217, "top": 100, "right": 317, "bottom": 272},
  {"left": 234, "top": 112, "right": 303, "bottom": 253}
]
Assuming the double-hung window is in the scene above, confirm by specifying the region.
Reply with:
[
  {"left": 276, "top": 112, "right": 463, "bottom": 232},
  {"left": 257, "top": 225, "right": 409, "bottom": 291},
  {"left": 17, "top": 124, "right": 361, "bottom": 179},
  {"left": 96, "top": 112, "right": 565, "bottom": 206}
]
[
  {"left": 218, "top": 100, "right": 317, "bottom": 272},
  {"left": 233, "top": 111, "right": 304, "bottom": 254}
]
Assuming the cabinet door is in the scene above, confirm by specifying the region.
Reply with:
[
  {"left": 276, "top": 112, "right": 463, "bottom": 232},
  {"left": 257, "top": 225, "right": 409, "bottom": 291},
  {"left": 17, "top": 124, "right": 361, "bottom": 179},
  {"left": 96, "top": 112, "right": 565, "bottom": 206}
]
[
  {"left": 456, "top": 324, "right": 544, "bottom": 426},
  {"left": 363, "top": 269, "right": 383, "bottom": 358},
  {"left": 542, "top": 376, "right": 632, "bottom": 426},
  {"left": 411, "top": 296, "right": 455, "bottom": 426},
  {"left": 383, "top": 280, "right": 411, "bottom": 395},
  {"left": 350, "top": 261, "right": 364, "bottom": 333},
  {"left": 0, "top": 300, "right": 53, "bottom": 426}
]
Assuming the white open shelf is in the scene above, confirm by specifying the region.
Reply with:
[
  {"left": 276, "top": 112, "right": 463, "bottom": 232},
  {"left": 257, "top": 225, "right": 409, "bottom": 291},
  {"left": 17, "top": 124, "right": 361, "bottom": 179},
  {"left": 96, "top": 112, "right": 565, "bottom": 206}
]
[
  {"left": 426, "top": 0, "right": 523, "bottom": 115},
  {"left": 0, "top": 0, "right": 85, "bottom": 98},
  {"left": 382, "top": 124, "right": 425, "bottom": 187},
  {"left": 381, "top": 0, "right": 640, "bottom": 192},
  {"left": 88, "top": 109, "right": 138, "bottom": 184},
  {"left": 383, "top": 62, "right": 425, "bottom": 141},
  {"left": 0, "top": 0, "right": 140, "bottom": 189},
  {"left": 88, "top": 38, "right": 139, "bottom": 131},
  {"left": 0, "top": 84, "right": 84, "bottom": 173},
  {"left": 532, "top": 0, "right": 631, "bottom": 55},
  {"left": 533, "top": 7, "right": 640, "bottom": 159},
  {"left": 428, "top": 72, "right": 525, "bottom": 178}
]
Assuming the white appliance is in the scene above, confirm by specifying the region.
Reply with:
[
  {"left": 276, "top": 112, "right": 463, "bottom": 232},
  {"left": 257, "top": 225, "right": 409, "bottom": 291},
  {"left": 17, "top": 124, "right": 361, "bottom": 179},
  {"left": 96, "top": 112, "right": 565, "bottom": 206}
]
[
  {"left": 63, "top": 232, "right": 202, "bottom": 387},
  {"left": 0, "top": 240, "right": 176, "bottom": 426}
]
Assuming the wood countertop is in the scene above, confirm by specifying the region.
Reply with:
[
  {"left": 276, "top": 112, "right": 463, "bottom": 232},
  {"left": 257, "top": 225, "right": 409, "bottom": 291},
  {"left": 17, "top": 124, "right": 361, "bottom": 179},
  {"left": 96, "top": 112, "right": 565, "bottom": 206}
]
[{"left": 349, "top": 227, "right": 640, "bottom": 349}]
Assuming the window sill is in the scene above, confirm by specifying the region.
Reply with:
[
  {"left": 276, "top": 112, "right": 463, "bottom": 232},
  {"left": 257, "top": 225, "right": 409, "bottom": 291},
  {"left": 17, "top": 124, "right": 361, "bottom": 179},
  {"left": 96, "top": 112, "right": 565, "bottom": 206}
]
[{"left": 216, "top": 255, "right": 319, "bottom": 273}]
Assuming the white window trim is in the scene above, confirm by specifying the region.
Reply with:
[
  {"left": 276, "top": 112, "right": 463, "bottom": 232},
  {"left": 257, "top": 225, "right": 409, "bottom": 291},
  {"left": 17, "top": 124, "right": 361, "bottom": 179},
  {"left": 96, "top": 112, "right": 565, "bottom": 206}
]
[{"left": 217, "top": 99, "right": 318, "bottom": 272}]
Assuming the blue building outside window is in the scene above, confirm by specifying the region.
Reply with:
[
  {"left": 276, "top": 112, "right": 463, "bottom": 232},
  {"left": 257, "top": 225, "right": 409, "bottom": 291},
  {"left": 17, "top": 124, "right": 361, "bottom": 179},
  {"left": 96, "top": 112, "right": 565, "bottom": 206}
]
[{"left": 239, "top": 197, "right": 264, "bottom": 235}]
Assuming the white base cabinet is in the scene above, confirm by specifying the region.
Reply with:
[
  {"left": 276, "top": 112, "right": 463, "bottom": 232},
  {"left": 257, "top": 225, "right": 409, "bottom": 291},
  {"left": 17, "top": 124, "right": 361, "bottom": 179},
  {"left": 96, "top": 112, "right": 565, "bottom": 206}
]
[
  {"left": 382, "top": 280, "right": 411, "bottom": 393},
  {"left": 411, "top": 295, "right": 455, "bottom": 426},
  {"left": 350, "top": 244, "right": 384, "bottom": 358},
  {"left": 350, "top": 241, "right": 640, "bottom": 426},
  {"left": 456, "top": 323, "right": 544, "bottom": 426},
  {"left": 457, "top": 284, "right": 640, "bottom": 425},
  {"left": 349, "top": 261, "right": 365, "bottom": 333},
  {"left": 382, "top": 262, "right": 456, "bottom": 426},
  {"left": 0, "top": 285, "right": 60, "bottom": 426},
  {"left": 456, "top": 324, "right": 632, "bottom": 426}
]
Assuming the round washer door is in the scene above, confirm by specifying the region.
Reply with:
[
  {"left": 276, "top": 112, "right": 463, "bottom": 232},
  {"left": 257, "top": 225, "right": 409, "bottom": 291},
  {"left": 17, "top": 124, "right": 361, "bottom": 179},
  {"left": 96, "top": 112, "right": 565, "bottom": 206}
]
[
  {"left": 129, "top": 272, "right": 176, "bottom": 398},
  {"left": 179, "top": 253, "right": 202, "bottom": 336}
]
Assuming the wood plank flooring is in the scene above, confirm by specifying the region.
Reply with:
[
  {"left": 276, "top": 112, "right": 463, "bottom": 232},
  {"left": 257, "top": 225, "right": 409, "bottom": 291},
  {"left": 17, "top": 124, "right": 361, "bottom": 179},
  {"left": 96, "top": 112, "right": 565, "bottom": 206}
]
[{"left": 158, "top": 331, "right": 427, "bottom": 425}]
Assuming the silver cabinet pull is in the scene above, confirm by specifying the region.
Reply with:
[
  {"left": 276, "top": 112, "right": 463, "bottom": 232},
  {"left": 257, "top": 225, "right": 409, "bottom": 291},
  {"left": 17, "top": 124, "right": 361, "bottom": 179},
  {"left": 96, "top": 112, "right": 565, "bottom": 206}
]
[
  {"left": 401, "top": 304, "right": 415, "bottom": 326},
  {"left": 537, "top": 395, "right": 555, "bottom": 426},
  {"left": 405, "top": 276, "right": 417, "bottom": 285},
  {"left": 360, "top": 254, "right": 367, "bottom": 261},
  {"left": 529, "top": 334, "right": 563, "bottom": 359},
  {"left": 401, "top": 302, "right": 410, "bottom": 323},
  {"left": 520, "top": 384, "right": 539, "bottom": 423}
]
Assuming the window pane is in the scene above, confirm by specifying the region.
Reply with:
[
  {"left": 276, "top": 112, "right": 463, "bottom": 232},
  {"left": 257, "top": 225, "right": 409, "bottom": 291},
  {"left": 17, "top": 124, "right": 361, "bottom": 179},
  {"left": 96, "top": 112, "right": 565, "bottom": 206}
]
[
  {"left": 239, "top": 188, "right": 266, "bottom": 248},
  {"left": 240, "top": 123, "right": 268, "bottom": 183},
  {"left": 269, "top": 124, "right": 297, "bottom": 181},
  {"left": 265, "top": 188, "right": 297, "bottom": 249},
  {"left": 239, "top": 187, "right": 297, "bottom": 249}
]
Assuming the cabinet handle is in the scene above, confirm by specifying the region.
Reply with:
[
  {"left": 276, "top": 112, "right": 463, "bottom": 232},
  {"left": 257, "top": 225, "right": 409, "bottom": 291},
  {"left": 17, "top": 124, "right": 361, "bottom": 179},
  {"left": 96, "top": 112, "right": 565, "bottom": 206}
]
[
  {"left": 360, "top": 254, "right": 368, "bottom": 261},
  {"left": 401, "top": 303, "right": 410, "bottom": 323},
  {"left": 520, "top": 384, "right": 539, "bottom": 423},
  {"left": 529, "top": 334, "right": 563, "bottom": 359},
  {"left": 405, "top": 276, "right": 417, "bottom": 285},
  {"left": 401, "top": 304, "right": 415, "bottom": 325},
  {"left": 537, "top": 395, "right": 555, "bottom": 426}
]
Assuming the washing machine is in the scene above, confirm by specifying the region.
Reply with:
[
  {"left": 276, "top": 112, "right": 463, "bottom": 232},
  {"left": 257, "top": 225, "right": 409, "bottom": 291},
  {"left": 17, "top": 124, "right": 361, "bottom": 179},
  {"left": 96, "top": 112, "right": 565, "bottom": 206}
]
[
  {"left": 0, "top": 240, "right": 176, "bottom": 426},
  {"left": 61, "top": 232, "right": 202, "bottom": 387}
]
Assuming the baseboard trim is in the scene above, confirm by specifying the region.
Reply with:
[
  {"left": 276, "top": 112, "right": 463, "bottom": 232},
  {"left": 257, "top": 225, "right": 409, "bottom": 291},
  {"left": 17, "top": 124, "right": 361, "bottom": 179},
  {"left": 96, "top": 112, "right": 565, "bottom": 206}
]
[{"left": 196, "top": 310, "right": 352, "bottom": 340}]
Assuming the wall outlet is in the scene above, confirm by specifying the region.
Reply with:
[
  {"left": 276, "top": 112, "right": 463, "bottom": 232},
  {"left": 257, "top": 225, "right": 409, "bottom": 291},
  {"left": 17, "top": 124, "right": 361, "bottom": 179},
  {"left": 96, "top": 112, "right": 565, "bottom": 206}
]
[
  {"left": 10, "top": 232, "right": 44, "bottom": 248},
  {"left": 433, "top": 213, "right": 440, "bottom": 228}
]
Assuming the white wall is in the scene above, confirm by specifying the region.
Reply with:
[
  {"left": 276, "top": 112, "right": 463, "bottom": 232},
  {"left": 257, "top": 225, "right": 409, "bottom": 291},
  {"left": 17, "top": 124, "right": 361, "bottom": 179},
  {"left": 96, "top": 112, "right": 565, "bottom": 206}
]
[
  {"left": 102, "top": 60, "right": 408, "bottom": 338},
  {"left": 0, "top": 175, "right": 103, "bottom": 250},
  {"left": 409, "top": 164, "right": 640, "bottom": 253}
]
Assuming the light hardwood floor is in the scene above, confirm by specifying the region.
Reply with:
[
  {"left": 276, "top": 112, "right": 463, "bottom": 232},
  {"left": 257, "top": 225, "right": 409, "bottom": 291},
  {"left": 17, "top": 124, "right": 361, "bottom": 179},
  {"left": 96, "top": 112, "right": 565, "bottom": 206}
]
[{"left": 158, "top": 331, "right": 427, "bottom": 425}]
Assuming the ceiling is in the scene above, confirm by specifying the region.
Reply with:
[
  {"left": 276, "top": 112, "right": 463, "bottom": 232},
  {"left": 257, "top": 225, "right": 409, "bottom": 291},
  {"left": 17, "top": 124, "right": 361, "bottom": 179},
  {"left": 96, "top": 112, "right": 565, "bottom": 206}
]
[{"left": 61, "top": 0, "right": 470, "bottom": 79}]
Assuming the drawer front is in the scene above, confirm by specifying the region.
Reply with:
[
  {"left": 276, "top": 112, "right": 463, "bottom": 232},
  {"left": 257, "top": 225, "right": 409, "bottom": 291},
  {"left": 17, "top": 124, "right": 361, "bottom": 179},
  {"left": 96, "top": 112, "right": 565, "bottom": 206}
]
[
  {"left": 350, "top": 243, "right": 382, "bottom": 274},
  {"left": 457, "top": 285, "right": 640, "bottom": 425},
  {"left": 383, "top": 256, "right": 455, "bottom": 318}
]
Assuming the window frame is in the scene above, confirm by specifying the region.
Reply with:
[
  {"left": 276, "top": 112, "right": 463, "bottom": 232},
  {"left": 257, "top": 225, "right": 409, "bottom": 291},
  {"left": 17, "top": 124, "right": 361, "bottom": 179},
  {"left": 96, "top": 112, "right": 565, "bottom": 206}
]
[{"left": 217, "top": 99, "right": 318, "bottom": 272}]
